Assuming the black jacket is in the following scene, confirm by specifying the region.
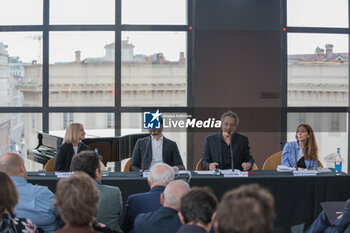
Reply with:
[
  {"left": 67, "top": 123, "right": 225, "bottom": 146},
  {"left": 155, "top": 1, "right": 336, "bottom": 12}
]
[
  {"left": 134, "top": 207, "right": 182, "bottom": 233},
  {"left": 201, "top": 132, "right": 254, "bottom": 170},
  {"left": 54, "top": 142, "right": 91, "bottom": 172},
  {"left": 131, "top": 136, "right": 185, "bottom": 171}
]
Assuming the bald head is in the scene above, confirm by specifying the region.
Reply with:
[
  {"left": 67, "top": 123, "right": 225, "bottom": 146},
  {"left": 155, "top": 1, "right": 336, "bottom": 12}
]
[
  {"left": 148, "top": 163, "right": 175, "bottom": 187},
  {"left": 0, "top": 153, "right": 26, "bottom": 177},
  {"left": 163, "top": 180, "right": 190, "bottom": 210}
]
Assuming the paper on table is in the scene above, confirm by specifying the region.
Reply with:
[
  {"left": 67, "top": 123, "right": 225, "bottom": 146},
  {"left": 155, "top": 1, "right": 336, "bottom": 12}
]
[
  {"left": 194, "top": 171, "right": 215, "bottom": 175},
  {"left": 55, "top": 172, "right": 73, "bottom": 178},
  {"left": 223, "top": 171, "right": 248, "bottom": 177},
  {"left": 222, "top": 170, "right": 248, "bottom": 177},
  {"left": 220, "top": 169, "right": 240, "bottom": 174},
  {"left": 293, "top": 170, "right": 317, "bottom": 176},
  {"left": 317, "top": 168, "right": 332, "bottom": 173},
  {"left": 277, "top": 165, "right": 296, "bottom": 172}
]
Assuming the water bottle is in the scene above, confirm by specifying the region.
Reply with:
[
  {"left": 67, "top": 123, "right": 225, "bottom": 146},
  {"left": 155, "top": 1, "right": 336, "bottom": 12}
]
[
  {"left": 335, "top": 148, "right": 342, "bottom": 175},
  {"left": 94, "top": 148, "right": 99, "bottom": 154}
]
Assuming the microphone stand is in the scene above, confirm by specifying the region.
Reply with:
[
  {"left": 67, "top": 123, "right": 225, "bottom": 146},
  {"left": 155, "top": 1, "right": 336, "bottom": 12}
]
[{"left": 230, "top": 138, "right": 234, "bottom": 171}]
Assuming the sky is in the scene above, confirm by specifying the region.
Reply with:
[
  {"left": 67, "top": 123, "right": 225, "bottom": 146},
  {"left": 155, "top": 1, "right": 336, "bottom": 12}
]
[
  {"left": 0, "top": 0, "right": 186, "bottom": 63},
  {"left": 287, "top": 0, "right": 349, "bottom": 54},
  {"left": 0, "top": 0, "right": 349, "bottom": 61}
]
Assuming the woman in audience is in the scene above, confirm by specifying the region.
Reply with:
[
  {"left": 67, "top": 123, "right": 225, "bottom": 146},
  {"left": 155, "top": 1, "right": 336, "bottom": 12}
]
[
  {"left": 281, "top": 124, "right": 319, "bottom": 169},
  {"left": 0, "top": 171, "right": 39, "bottom": 233},
  {"left": 54, "top": 123, "right": 91, "bottom": 171},
  {"left": 53, "top": 172, "right": 100, "bottom": 233}
]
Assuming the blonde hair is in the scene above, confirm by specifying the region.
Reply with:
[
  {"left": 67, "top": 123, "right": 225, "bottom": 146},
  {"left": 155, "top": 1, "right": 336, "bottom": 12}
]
[{"left": 63, "top": 123, "right": 83, "bottom": 144}]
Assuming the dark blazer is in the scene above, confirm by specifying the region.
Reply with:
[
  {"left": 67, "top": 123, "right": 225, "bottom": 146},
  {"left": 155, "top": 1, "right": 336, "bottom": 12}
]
[
  {"left": 306, "top": 199, "right": 350, "bottom": 233},
  {"left": 177, "top": 225, "right": 207, "bottom": 233},
  {"left": 201, "top": 132, "right": 254, "bottom": 170},
  {"left": 134, "top": 207, "right": 182, "bottom": 233},
  {"left": 54, "top": 142, "right": 91, "bottom": 172},
  {"left": 130, "top": 136, "right": 185, "bottom": 171},
  {"left": 121, "top": 186, "right": 165, "bottom": 233}
]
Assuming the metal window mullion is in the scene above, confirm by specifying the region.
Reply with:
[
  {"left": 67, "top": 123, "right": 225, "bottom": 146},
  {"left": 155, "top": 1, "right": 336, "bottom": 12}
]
[
  {"left": 115, "top": 0, "right": 122, "bottom": 136},
  {"left": 186, "top": 0, "right": 195, "bottom": 169},
  {"left": 42, "top": 0, "right": 50, "bottom": 133},
  {"left": 281, "top": 0, "right": 287, "bottom": 148}
]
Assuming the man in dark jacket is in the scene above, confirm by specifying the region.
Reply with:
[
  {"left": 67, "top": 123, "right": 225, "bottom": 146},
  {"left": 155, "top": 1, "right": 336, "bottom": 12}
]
[
  {"left": 122, "top": 162, "right": 175, "bottom": 233},
  {"left": 177, "top": 187, "right": 217, "bottom": 233},
  {"left": 131, "top": 117, "right": 185, "bottom": 171},
  {"left": 201, "top": 111, "right": 254, "bottom": 171},
  {"left": 134, "top": 180, "right": 190, "bottom": 233}
]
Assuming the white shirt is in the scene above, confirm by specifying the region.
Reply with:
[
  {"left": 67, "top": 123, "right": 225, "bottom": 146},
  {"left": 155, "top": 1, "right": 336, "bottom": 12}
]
[
  {"left": 73, "top": 146, "right": 78, "bottom": 155},
  {"left": 150, "top": 135, "right": 163, "bottom": 169}
]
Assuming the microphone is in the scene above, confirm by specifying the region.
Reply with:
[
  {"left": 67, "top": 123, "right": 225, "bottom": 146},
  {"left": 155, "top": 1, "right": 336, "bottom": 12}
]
[{"left": 230, "top": 139, "right": 234, "bottom": 171}]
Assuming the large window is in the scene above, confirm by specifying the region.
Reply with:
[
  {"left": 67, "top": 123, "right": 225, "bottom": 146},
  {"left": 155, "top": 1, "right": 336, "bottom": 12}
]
[
  {"left": 121, "top": 31, "right": 187, "bottom": 106},
  {"left": 0, "top": 0, "right": 190, "bottom": 170},
  {"left": 285, "top": 0, "right": 349, "bottom": 171},
  {"left": 287, "top": 33, "right": 348, "bottom": 107}
]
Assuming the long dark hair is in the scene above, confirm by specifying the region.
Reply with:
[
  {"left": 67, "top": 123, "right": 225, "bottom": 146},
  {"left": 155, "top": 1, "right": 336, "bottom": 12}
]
[
  {"left": 0, "top": 171, "right": 18, "bottom": 216},
  {"left": 295, "top": 124, "right": 318, "bottom": 161}
]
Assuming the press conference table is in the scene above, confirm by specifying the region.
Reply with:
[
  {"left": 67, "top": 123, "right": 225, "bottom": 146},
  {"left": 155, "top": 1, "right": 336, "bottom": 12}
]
[{"left": 27, "top": 170, "right": 350, "bottom": 233}]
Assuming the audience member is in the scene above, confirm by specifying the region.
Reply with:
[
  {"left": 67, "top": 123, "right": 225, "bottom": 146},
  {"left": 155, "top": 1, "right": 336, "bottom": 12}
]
[
  {"left": 177, "top": 187, "right": 217, "bottom": 233},
  {"left": 134, "top": 180, "right": 190, "bottom": 233},
  {"left": 54, "top": 123, "right": 90, "bottom": 171},
  {"left": 215, "top": 184, "right": 275, "bottom": 233},
  {"left": 305, "top": 199, "right": 350, "bottom": 233},
  {"left": 201, "top": 111, "right": 254, "bottom": 171},
  {"left": 281, "top": 124, "right": 319, "bottom": 169},
  {"left": 52, "top": 172, "right": 100, "bottom": 233},
  {"left": 71, "top": 151, "right": 123, "bottom": 233},
  {"left": 131, "top": 117, "right": 185, "bottom": 171},
  {"left": 0, "top": 171, "right": 39, "bottom": 233},
  {"left": 0, "top": 152, "right": 58, "bottom": 232},
  {"left": 122, "top": 162, "right": 175, "bottom": 232}
]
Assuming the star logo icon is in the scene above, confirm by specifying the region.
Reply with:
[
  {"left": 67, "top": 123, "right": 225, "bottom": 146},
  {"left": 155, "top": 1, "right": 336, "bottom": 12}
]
[
  {"left": 143, "top": 110, "right": 162, "bottom": 129},
  {"left": 150, "top": 109, "right": 161, "bottom": 122}
]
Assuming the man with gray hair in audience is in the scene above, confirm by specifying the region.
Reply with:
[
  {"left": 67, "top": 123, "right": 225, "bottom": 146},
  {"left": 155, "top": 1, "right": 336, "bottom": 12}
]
[
  {"left": 134, "top": 180, "right": 190, "bottom": 233},
  {"left": 0, "top": 152, "right": 58, "bottom": 233},
  {"left": 122, "top": 162, "right": 175, "bottom": 233}
]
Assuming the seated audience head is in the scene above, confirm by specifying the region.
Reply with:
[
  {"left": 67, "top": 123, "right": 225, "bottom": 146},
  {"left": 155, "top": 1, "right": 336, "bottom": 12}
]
[
  {"left": 148, "top": 162, "right": 175, "bottom": 188},
  {"left": 179, "top": 187, "right": 217, "bottom": 232},
  {"left": 63, "top": 123, "right": 85, "bottom": 145},
  {"left": 71, "top": 151, "right": 101, "bottom": 180},
  {"left": 0, "top": 152, "right": 26, "bottom": 178},
  {"left": 161, "top": 180, "right": 190, "bottom": 211},
  {"left": 54, "top": 172, "right": 99, "bottom": 227},
  {"left": 295, "top": 124, "right": 318, "bottom": 160},
  {"left": 215, "top": 184, "right": 275, "bottom": 233},
  {"left": 0, "top": 171, "right": 18, "bottom": 216}
]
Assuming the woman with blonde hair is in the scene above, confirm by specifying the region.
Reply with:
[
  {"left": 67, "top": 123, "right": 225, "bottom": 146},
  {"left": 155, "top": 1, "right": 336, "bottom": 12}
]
[
  {"left": 0, "top": 171, "right": 39, "bottom": 232},
  {"left": 281, "top": 124, "right": 319, "bottom": 169},
  {"left": 54, "top": 123, "right": 91, "bottom": 171}
]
